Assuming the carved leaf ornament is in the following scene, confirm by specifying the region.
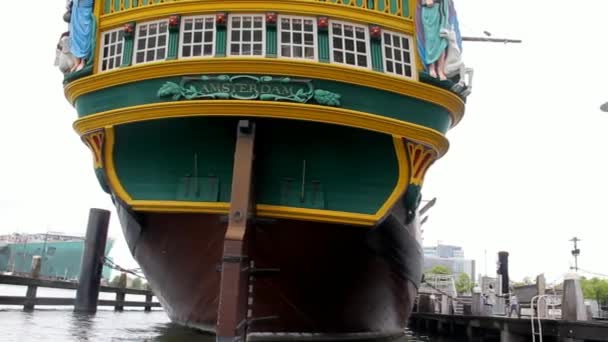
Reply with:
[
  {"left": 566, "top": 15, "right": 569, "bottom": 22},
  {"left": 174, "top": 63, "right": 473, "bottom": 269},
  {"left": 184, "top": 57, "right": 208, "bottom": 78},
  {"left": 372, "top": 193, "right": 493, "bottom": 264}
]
[{"left": 158, "top": 75, "right": 341, "bottom": 106}]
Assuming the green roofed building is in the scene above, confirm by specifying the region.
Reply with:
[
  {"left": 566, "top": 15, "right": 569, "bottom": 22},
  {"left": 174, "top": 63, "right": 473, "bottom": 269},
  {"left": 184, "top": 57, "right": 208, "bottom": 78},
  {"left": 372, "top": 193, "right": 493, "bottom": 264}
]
[{"left": 0, "top": 233, "right": 114, "bottom": 281}]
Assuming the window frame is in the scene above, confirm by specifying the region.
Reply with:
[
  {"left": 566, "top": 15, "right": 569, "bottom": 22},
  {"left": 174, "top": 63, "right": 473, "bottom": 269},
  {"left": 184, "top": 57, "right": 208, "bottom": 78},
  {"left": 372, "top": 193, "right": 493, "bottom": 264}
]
[
  {"left": 277, "top": 15, "right": 318, "bottom": 61},
  {"left": 226, "top": 13, "right": 266, "bottom": 57},
  {"left": 381, "top": 29, "right": 416, "bottom": 80},
  {"left": 178, "top": 15, "right": 217, "bottom": 59},
  {"left": 328, "top": 20, "right": 371, "bottom": 70},
  {"left": 98, "top": 27, "right": 125, "bottom": 72},
  {"left": 132, "top": 18, "right": 170, "bottom": 65}
]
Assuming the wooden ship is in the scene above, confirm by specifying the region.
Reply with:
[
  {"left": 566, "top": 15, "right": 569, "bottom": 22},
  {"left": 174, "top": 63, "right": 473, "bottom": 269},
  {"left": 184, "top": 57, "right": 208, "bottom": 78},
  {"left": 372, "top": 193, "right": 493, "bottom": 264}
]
[{"left": 58, "top": 0, "right": 471, "bottom": 340}]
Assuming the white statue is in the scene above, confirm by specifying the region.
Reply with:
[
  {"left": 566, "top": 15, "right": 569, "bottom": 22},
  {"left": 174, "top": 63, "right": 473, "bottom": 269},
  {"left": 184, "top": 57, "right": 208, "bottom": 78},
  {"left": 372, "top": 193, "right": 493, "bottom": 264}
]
[
  {"left": 54, "top": 32, "right": 78, "bottom": 74},
  {"left": 440, "top": 27, "right": 474, "bottom": 97}
]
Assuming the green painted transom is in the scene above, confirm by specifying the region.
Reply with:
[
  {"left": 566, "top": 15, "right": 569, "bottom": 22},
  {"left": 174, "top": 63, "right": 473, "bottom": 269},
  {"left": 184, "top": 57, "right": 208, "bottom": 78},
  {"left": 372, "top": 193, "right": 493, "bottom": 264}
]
[{"left": 113, "top": 117, "right": 399, "bottom": 214}]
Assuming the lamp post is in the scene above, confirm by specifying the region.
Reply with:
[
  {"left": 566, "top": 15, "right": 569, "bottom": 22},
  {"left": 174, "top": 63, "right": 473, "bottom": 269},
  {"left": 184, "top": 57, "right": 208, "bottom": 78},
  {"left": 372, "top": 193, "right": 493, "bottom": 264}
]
[{"left": 570, "top": 237, "right": 581, "bottom": 272}]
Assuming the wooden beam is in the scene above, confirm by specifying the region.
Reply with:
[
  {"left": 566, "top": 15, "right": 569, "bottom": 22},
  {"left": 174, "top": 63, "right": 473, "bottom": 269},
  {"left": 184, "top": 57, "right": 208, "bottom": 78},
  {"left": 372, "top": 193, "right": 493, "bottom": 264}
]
[{"left": 462, "top": 36, "right": 522, "bottom": 44}]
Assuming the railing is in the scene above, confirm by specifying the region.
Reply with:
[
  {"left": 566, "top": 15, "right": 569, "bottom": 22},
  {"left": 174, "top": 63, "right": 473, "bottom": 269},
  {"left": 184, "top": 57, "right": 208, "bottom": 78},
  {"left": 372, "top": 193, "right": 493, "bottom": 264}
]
[
  {"left": 101, "top": 0, "right": 412, "bottom": 18},
  {"left": 0, "top": 274, "right": 161, "bottom": 311}
]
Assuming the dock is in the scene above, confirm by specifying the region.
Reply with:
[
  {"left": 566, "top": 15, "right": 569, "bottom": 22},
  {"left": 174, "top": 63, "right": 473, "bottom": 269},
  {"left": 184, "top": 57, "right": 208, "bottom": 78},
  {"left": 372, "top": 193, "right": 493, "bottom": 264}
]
[
  {"left": 411, "top": 313, "right": 608, "bottom": 341},
  {"left": 0, "top": 209, "right": 160, "bottom": 312},
  {"left": 0, "top": 273, "right": 160, "bottom": 311}
]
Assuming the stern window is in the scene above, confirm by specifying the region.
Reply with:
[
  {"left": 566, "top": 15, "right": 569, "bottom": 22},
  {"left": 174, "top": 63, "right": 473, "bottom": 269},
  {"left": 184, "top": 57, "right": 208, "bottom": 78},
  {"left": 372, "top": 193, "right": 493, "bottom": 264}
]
[
  {"left": 180, "top": 15, "right": 216, "bottom": 58},
  {"left": 382, "top": 30, "right": 415, "bottom": 79},
  {"left": 133, "top": 20, "right": 169, "bottom": 64},
  {"left": 100, "top": 28, "right": 124, "bottom": 72},
  {"left": 227, "top": 14, "right": 265, "bottom": 57},
  {"left": 329, "top": 21, "right": 370, "bottom": 69},
  {"left": 278, "top": 16, "right": 317, "bottom": 60}
]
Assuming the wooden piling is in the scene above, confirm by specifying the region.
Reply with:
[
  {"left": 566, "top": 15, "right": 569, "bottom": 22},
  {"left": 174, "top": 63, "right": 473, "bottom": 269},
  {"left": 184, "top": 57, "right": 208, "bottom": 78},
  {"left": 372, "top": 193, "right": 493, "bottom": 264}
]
[
  {"left": 114, "top": 273, "right": 127, "bottom": 311},
  {"left": 144, "top": 293, "right": 153, "bottom": 312},
  {"left": 74, "top": 208, "right": 111, "bottom": 313},
  {"left": 24, "top": 256, "right": 42, "bottom": 311}
]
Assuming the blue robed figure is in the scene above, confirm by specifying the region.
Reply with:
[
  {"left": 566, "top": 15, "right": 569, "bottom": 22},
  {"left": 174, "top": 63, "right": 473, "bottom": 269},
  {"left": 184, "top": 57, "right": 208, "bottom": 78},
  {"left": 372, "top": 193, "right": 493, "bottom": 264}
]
[
  {"left": 69, "top": 0, "right": 94, "bottom": 71},
  {"left": 416, "top": 0, "right": 462, "bottom": 80}
]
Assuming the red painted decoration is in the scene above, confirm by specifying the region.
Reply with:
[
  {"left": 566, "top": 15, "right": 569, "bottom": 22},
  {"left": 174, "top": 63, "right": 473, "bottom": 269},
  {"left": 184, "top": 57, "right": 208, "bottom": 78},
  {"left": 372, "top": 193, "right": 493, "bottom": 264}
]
[
  {"left": 169, "top": 15, "right": 180, "bottom": 27},
  {"left": 318, "top": 17, "right": 329, "bottom": 29},
  {"left": 216, "top": 12, "right": 227, "bottom": 25},
  {"left": 370, "top": 25, "right": 382, "bottom": 39},
  {"left": 266, "top": 12, "right": 277, "bottom": 24},
  {"left": 123, "top": 23, "right": 134, "bottom": 35}
]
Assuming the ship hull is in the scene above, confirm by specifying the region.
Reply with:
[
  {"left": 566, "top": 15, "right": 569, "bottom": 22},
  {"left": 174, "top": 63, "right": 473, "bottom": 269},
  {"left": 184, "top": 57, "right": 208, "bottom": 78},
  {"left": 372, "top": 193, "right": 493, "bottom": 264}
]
[{"left": 117, "top": 201, "right": 422, "bottom": 338}]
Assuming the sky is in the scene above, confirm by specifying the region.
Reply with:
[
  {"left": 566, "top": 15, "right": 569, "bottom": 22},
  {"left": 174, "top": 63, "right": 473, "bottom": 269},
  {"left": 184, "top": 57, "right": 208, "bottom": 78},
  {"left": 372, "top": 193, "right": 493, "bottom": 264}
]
[{"left": 0, "top": 0, "right": 607, "bottom": 284}]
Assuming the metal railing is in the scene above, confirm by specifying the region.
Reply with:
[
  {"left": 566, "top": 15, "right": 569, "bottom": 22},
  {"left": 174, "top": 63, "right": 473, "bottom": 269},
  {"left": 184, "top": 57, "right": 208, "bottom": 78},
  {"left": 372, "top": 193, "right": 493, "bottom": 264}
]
[
  {"left": 530, "top": 294, "right": 561, "bottom": 342},
  {"left": 101, "top": 0, "right": 411, "bottom": 18}
]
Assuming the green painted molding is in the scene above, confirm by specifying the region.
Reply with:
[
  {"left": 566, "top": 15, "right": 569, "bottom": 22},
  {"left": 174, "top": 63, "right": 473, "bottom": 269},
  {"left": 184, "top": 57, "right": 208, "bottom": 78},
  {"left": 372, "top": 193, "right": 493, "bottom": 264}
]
[
  {"left": 402, "top": 0, "right": 410, "bottom": 17},
  {"left": 266, "top": 26, "right": 277, "bottom": 58},
  {"left": 157, "top": 75, "right": 341, "bottom": 106},
  {"left": 121, "top": 36, "right": 134, "bottom": 67},
  {"left": 103, "top": 0, "right": 111, "bottom": 15},
  {"left": 318, "top": 31, "right": 330, "bottom": 63},
  {"left": 121, "top": 23, "right": 135, "bottom": 68},
  {"left": 74, "top": 74, "right": 453, "bottom": 133},
  {"left": 371, "top": 39, "right": 384, "bottom": 72},
  {"left": 167, "top": 30, "right": 180, "bottom": 60},
  {"left": 215, "top": 26, "right": 226, "bottom": 57}
]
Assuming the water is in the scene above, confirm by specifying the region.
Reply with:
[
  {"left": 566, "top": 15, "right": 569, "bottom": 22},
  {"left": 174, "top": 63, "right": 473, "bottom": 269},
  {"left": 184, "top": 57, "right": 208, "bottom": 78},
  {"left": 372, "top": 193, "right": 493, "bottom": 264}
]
[{"left": 1, "top": 285, "right": 455, "bottom": 342}]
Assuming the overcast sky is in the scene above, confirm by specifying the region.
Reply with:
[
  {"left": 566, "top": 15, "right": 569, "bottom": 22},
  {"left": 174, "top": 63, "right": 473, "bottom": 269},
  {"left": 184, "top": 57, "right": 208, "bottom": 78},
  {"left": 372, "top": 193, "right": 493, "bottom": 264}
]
[{"left": 0, "top": 0, "right": 607, "bottom": 284}]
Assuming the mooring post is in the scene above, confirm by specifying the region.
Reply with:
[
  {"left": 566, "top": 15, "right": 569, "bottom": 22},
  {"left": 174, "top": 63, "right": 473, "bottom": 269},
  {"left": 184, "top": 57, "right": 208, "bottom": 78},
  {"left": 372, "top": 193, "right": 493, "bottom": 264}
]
[
  {"left": 144, "top": 284, "right": 153, "bottom": 312},
  {"left": 561, "top": 275, "right": 587, "bottom": 321},
  {"left": 24, "top": 255, "right": 42, "bottom": 311},
  {"left": 216, "top": 120, "right": 256, "bottom": 342},
  {"left": 114, "top": 272, "right": 127, "bottom": 311},
  {"left": 74, "top": 208, "right": 110, "bottom": 313}
]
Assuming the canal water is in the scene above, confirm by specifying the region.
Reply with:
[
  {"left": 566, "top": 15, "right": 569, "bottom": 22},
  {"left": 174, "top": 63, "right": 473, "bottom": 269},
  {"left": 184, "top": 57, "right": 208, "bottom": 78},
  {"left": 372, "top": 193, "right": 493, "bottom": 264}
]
[{"left": 1, "top": 285, "right": 458, "bottom": 342}]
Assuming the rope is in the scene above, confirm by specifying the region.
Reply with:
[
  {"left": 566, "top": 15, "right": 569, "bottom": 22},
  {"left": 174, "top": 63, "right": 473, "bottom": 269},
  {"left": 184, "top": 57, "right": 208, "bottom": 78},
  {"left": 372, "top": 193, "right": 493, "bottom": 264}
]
[
  {"left": 102, "top": 256, "right": 146, "bottom": 279},
  {"left": 577, "top": 268, "right": 608, "bottom": 279}
]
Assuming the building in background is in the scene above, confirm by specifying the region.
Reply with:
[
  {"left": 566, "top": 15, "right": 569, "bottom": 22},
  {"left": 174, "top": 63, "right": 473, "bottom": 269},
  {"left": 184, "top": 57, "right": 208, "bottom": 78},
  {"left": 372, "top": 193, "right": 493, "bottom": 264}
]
[
  {"left": 423, "top": 243, "right": 475, "bottom": 281},
  {"left": 0, "top": 233, "right": 114, "bottom": 281}
]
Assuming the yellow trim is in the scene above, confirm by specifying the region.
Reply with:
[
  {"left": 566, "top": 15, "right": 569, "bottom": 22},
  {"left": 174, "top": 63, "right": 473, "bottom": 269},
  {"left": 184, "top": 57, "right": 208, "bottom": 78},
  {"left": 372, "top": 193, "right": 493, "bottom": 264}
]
[
  {"left": 104, "top": 126, "right": 133, "bottom": 202},
  {"left": 256, "top": 205, "right": 377, "bottom": 226},
  {"left": 99, "top": 0, "right": 414, "bottom": 36},
  {"left": 100, "top": 127, "right": 412, "bottom": 226},
  {"left": 76, "top": 101, "right": 449, "bottom": 157},
  {"left": 65, "top": 59, "right": 464, "bottom": 126},
  {"left": 375, "top": 136, "right": 409, "bottom": 219},
  {"left": 132, "top": 201, "right": 230, "bottom": 214}
]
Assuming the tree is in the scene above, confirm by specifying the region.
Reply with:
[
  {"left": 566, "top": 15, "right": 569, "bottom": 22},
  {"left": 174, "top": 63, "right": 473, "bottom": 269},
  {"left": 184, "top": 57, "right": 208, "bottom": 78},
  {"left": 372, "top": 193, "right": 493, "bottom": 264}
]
[
  {"left": 455, "top": 273, "right": 473, "bottom": 295},
  {"left": 428, "top": 265, "right": 451, "bottom": 275},
  {"left": 512, "top": 276, "right": 534, "bottom": 287},
  {"left": 581, "top": 277, "right": 608, "bottom": 305},
  {"left": 131, "top": 277, "right": 143, "bottom": 289},
  {"left": 109, "top": 275, "right": 121, "bottom": 287}
]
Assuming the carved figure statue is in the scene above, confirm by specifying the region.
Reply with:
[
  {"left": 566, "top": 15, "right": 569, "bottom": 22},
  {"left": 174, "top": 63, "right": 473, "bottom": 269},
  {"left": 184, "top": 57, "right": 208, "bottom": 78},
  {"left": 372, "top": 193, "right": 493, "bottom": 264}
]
[
  {"left": 440, "top": 28, "right": 473, "bottom": 96},
  {"left": 69, "top": 0, "right": 94, "bottom": 72},
  {"left": 417, "top": 0, "right": 464, "bottom": 81},
  {"left": 63, "top": 0, "right": 73, "bottom": 23},
  {"left": 55, "top": 32, "right": 78, "bottom": 74}
]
